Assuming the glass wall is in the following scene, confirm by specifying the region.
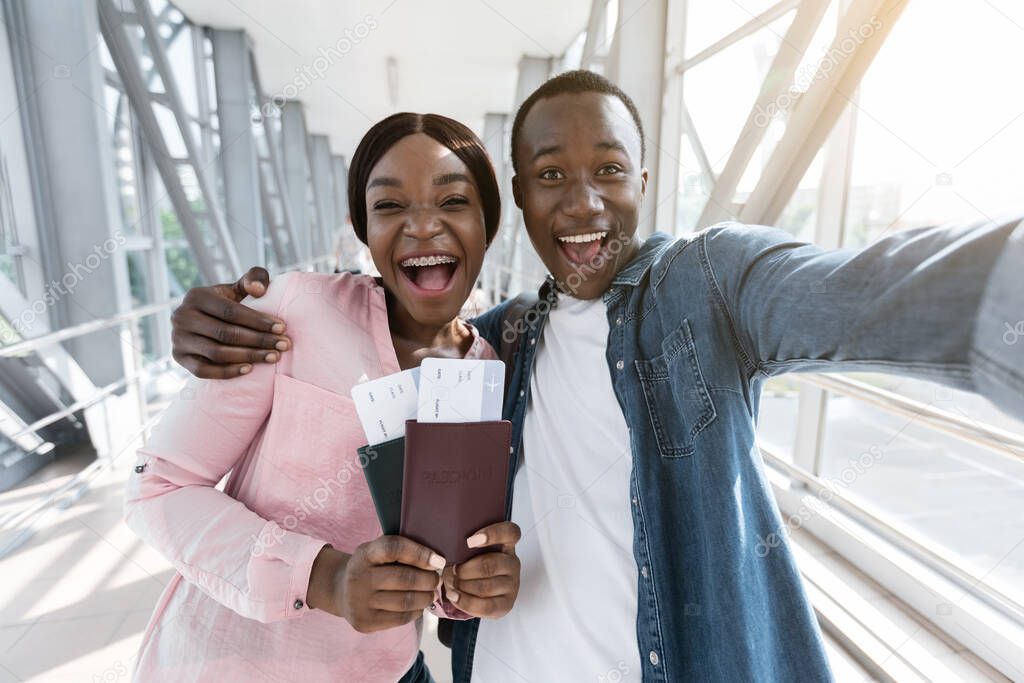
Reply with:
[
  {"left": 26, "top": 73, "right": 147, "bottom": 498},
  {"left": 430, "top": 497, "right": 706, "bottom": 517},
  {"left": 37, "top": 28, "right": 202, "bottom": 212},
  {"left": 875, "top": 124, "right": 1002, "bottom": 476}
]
[
  {"left": 670, "top": 0, "right": 1024, "bottom": 623},
  {"left": 827, "top": 1, "right": 1024, "bottom": 610}
]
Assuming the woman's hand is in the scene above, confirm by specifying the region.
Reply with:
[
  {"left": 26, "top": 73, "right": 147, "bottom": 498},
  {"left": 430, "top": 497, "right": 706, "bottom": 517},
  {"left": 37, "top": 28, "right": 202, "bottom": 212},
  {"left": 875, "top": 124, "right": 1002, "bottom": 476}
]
[
  {"left": 170, "top": 266, "right": 292, "bottom": 379},
  {"left": 442, "top": 522, "right": 522, "bottom": 618},
  {"left": 306, "top": 537, "right": 446, "bottom": 633}
]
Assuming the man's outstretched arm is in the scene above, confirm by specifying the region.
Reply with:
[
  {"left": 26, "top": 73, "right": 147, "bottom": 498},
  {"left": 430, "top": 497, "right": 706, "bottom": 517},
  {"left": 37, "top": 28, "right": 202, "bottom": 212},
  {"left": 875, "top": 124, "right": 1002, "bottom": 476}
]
[
  {"left": 971, "top": 223, "right": 1024, "bottom": 417},
  {"left": 170, "top": 266, "right": 291, "bottom": 379},
  {"left": 703, "top": 214, "right": 1024, "bottom": 418}
]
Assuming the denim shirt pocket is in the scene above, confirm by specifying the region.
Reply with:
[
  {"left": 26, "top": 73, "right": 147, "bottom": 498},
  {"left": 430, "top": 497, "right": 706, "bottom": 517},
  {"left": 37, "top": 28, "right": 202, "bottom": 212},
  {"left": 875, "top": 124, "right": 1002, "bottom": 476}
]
[{"left": 634, "top": 319, "right": 716, "bottom": 457}]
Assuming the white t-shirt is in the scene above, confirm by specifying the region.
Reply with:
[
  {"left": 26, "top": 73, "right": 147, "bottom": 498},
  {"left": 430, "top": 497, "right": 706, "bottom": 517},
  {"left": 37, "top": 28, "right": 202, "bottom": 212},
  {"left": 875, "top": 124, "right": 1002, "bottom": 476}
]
[{"left": 471, "top": 295, "right": 641, "bottom": 682}]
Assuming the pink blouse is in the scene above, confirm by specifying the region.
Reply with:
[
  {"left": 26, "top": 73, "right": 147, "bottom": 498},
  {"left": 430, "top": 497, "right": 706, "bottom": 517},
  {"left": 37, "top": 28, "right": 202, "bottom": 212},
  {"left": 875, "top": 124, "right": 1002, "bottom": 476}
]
[{"left": 125, "top": 272, "right": 496, "bottom": 682}]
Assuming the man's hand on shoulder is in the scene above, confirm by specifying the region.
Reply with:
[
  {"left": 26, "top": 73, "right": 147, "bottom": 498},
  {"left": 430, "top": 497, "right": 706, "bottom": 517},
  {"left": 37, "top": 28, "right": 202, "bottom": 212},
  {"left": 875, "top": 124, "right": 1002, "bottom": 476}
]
[{"left": 171, "top": 266, "right": 291, "bottom": 379}]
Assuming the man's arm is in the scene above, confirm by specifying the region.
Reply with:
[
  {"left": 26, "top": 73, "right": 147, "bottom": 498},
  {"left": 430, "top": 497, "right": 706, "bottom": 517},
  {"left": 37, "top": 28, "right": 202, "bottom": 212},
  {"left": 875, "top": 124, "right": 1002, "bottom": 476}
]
[
  {"left": 971, "top": 223, "right": 1024, "bottom": 417},
  {"left": 171, "top": 266, "right": 291, "bottom": 378},
  {"left": 703, "top": 214, "right": 1023, "bottom": 416}
]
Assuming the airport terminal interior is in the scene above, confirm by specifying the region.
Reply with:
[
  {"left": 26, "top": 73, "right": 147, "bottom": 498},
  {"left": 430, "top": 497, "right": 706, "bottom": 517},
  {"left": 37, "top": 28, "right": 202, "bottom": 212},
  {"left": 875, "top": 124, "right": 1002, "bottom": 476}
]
[{"left": 0, "top": 0, "right": 1022, "bottom": 680}]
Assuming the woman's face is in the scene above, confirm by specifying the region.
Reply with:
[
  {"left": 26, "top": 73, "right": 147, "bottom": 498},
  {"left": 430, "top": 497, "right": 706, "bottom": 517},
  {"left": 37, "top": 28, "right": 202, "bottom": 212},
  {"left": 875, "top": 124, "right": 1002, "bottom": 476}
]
[{"left": 364, "top": 133, "right": 488, "bottom": 327}]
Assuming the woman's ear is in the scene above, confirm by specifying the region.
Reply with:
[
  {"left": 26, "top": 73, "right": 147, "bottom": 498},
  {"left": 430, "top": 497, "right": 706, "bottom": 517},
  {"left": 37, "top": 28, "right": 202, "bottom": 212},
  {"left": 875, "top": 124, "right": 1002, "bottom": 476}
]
[{"left": 512, "top": 175, "right": 523, "bottom": 209}]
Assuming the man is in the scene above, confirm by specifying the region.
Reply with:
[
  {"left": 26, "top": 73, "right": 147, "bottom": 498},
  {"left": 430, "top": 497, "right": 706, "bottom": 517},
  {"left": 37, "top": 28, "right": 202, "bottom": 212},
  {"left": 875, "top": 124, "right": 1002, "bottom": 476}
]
[{"left": 169, "top": 70, "right": 1024, "bottom": 681}]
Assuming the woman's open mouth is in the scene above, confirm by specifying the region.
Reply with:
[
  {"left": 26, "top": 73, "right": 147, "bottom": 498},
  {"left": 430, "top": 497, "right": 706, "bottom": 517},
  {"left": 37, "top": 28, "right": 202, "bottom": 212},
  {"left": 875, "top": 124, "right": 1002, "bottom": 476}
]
[
  {"left": 556, "top": 231, "right": 610, "bottom": 267},
  {"left": 398, "top": 253, "right": 460, "bottom": 296}
]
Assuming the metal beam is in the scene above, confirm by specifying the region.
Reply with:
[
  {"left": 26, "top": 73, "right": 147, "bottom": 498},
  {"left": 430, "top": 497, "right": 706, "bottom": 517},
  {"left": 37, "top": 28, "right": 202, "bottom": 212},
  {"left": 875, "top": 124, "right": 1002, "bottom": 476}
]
[
  {"left": 332, "top": 154, "right": 349, "bottom": 227},
  {"left": 130, "top": 0, "right": 240, "bottom": 276},
  {"left": 697, "top": 0, "right": 831, "bottom": 228},
  {"left": 15, "top": 0, "right": 133, "bottom": 385},
  {"left": 739, "top": 0, "right": 909, "bottom": 225},
  {"left": 681, "top": 101, "right": 714, "bottom": 188},
  {"left": 793, "top": 1, "right": 861, "bottom": 476},
  {"left": 280, "top": 101, "right": 314, "bottom": 262},
  {"left": 606, "top": 0, "right": 669, "bottom": 236},
  {"left": 580, "top": 0, "right": 611, "bottom": 70},
  {"left": 97, "top": 0, "right": 238, "bottom": 282},
  {"left": 482, "top": 112, "right": 510, "bottom": 300},
  {"left": 654, "top": 0, "right": 689, "bottom": 235},
  {"left": 504, "top": 57, "right": 553, "bottom": 296},
  {"left": 1, "top": 0, "right": 66, "bottom": 329},
  {"left": 676, "top": 0, "right": 801, "bottom": 73},
  {"left": 256, "top": 168, "right": 289, "bottom": 268},
  {"left": 192, "top": 26, "right": 216, "bottom": 171},
  {"left": 514, "top": 56, "right": 553, "bottom": 109},
  {"left": 211, "top": 29, "right": 264, "bottom": 267},
  {"left": 310, "top": 135, "right": 335, "bottom": 269},
  {"left": 332, "top": 154, "right": 360, "bottom": 270},
  {"left": 250, "top": 54, "right": 299, "bottom": 265}
]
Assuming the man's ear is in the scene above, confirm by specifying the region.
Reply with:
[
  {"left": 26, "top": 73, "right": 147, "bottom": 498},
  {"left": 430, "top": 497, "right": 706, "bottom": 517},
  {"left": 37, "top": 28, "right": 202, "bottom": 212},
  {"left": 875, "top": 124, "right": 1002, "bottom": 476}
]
[{"left": 511, "top": 175, "right": 524, "bottom": 209}]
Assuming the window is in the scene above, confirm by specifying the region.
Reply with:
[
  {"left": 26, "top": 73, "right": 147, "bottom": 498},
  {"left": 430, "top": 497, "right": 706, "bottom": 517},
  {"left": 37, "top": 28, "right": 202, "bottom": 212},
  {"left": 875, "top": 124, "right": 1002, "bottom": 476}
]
[{"left": 819, "top": 0, "right": 1024, "bottom": 609}]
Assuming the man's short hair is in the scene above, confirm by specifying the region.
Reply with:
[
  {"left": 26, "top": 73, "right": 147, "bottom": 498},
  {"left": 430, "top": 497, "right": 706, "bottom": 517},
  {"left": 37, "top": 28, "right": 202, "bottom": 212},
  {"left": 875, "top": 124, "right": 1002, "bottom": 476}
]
[{"left": 510, "top": 69, "right": 646, "bottom": 174}]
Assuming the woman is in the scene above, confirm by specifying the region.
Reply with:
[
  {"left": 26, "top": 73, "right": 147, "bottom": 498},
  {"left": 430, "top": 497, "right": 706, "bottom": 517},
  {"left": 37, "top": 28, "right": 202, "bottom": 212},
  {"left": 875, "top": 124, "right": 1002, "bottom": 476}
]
[{"left": 125, "top": 113, "right": 521, "bottom": 682}]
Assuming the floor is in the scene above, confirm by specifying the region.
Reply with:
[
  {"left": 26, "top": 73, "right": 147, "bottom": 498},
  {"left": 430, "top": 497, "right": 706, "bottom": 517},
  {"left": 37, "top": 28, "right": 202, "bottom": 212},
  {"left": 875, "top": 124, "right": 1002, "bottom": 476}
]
[
  {"left": 787, "top": 526, "right": 1011, "bottom": 683},
  {"left": 758, "top": 391, "right": 1024, "bottom": 610}
]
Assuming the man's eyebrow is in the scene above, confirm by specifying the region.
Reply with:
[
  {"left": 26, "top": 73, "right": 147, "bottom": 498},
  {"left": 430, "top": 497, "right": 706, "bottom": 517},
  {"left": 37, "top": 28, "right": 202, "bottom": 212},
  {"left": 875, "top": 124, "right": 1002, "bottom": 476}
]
[
  {"left": 530, "top": 140, "right": 628, "bottom": 163},
  {"left": 433, "top": 172, "right": 470, "bottom": 185},
  {"left": 367, "top": 176, "right": 401, "bottom": 189},
  {"left": 531, "top": 144, "right": 561, "bottom": 162},
  {"left": 596, "top": 140, "right": 629, "bottom": 154}
]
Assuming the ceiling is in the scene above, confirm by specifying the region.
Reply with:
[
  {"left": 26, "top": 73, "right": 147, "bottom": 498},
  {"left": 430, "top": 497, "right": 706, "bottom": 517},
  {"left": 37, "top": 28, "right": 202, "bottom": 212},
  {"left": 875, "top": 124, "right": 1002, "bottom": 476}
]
[{"left": 173, "top": 0, "right": 591, "bottom": 156}]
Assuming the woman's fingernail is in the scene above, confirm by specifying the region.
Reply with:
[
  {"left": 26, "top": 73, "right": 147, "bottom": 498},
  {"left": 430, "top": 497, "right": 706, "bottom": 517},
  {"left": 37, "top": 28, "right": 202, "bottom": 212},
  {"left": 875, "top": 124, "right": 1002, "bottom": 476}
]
[
  {"left": 271, "top": 323, "right": 285, "bottom": 334},
  {"left": 275, "top": 339, "right": 289, "bottom": 351},
  {"left": 467, "top": 533, "right": 487, "bottom": 548},
  {"left": 264, "top": 352, "right": 278, "bottom": 362},
  {"left": 239, "top": 365, "right": 252, "bottom": 375},
  {"left": 429, "top": 553, "right": 446, "bottom": 570},
  {"left": 448, "top": 590, "right": 460, "bottom": 602}
]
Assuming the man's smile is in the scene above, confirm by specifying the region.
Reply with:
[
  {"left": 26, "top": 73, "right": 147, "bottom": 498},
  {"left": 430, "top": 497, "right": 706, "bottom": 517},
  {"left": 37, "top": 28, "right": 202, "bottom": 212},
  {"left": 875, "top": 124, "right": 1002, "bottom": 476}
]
[{"left": 555, "top": 230, "right": 610, "bottom": 266}]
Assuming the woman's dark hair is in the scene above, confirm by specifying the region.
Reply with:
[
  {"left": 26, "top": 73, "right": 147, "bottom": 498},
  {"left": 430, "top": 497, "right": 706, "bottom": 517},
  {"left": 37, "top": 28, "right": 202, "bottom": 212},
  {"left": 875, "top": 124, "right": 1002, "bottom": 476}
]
[{"left": 347, "top": 113, "right": 501, "bottom": 246}]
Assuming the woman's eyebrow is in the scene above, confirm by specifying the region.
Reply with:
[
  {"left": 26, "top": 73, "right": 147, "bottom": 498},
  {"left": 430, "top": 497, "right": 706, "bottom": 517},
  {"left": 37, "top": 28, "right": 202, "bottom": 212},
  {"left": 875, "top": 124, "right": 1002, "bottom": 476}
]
[
  {"left": 433, "top": 172, "right": 470, "bottom": 185},
  {"left": 367, "top": 176, "right": 401, "bottom": 189}
]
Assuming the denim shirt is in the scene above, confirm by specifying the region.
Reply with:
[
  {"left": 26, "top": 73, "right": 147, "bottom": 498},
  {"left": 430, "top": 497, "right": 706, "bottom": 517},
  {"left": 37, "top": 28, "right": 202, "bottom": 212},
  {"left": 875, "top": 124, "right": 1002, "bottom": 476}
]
[{"left": 457, "top": 216, "right": 1024, "bottom": 682}]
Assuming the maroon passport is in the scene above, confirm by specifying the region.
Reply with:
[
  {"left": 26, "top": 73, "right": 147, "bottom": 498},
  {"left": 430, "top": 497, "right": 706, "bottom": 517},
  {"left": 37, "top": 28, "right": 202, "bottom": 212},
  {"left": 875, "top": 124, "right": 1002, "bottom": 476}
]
[{"left": 400, "top": 420, "right": 512, "bottom": 565}]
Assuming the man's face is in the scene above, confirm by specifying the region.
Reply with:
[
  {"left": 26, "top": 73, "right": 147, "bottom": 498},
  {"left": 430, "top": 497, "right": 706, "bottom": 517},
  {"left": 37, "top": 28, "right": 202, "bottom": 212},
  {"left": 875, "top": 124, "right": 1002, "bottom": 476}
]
[{"left": 513, "top": 91, "right": 647, "bottom": 300}]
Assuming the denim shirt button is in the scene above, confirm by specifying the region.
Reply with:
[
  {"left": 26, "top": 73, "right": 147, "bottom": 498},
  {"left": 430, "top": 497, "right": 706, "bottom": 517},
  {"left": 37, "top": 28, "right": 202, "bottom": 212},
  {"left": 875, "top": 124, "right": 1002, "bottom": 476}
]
[
  {"left": 529, "top": 338, "right": 535, "bottom": 345},
  {"left": 615, "top": 359, "right": 624, "bottom": 370},
  {"left": 649, "top": 650, "right": 659, "bottom": 666},
  {"left": 631, "top": 496, "right": 638, "bottom": 506},
  {"left": 615, "top": 316, "right": 623, "bottom": 326},
  {"left": 519, "top": 390, "right": 525, "bottom": 397},
  {"left": 640, "top": 565, "right": 648, "bottom": 578}
]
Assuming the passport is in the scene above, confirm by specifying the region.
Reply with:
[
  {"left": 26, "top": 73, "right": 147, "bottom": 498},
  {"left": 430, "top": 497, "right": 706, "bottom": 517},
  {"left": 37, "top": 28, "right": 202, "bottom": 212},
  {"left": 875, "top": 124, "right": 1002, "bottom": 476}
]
[
  {"left": 356, "top": 437, "right": 405, "bottom": 535},
  {"left": 399, "top": 419, "right": 512, "bottom": 565}
]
